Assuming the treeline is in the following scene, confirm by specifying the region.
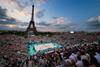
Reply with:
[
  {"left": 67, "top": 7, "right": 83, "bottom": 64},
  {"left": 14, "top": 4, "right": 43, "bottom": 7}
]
[
  {"left": 0, "top": 30, "right": 55, "bottom": 36},
  {"left": 0, "top": 30, "right": 25, "bottom": 36}
]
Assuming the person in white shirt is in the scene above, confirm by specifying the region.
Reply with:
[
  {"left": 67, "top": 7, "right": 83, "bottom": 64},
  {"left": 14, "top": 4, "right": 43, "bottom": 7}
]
[
  {"left": 80, "top": 50, "right": 88, "bottom": 61},
  {"left": 69, "top": 53, "right": 77, "bottom": 63},
  {"left": 95, "top": 51, "right": 100, "bottom": 64},
  {"left": 80, "top": 50, "right": 89, "bottom": 67},
  {"left": 64, "top": 59, "right": 72, "bottom": 67},
  {"left": 69, "top": 52, "right": 77, "bottom": 67},
  {"left": 76, "top": 56, "right": 84, "bottom": 67}
]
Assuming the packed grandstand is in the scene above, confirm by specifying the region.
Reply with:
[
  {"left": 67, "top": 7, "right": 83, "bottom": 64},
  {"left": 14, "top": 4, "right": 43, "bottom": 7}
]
[{"left": 0, "top": 32, "right": 100, "bottom": 67}]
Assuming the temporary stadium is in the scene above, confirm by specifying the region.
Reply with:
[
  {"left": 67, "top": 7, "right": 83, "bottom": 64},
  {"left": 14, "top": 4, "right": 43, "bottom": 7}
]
[{"left": 27, "top": 41, "right": 63, "bottom": 56}]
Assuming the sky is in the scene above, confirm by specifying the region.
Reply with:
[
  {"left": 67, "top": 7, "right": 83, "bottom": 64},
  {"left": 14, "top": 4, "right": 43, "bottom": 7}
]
[{"left": 0, "top": 0, "right": 100, "bottom": 32}]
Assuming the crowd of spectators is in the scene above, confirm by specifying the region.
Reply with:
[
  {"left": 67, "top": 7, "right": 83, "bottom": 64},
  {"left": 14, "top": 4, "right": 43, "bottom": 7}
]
[{"left": 0, "top": 32, "right": 100, "bottom": 67}]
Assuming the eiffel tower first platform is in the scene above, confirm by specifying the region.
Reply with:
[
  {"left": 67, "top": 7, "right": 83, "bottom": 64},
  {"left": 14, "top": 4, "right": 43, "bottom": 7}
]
[{"left": 26, "top": 4, "right": 37, "bottom": 36}]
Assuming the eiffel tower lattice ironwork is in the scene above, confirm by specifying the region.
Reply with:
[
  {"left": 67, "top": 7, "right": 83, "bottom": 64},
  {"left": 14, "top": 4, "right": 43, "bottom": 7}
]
[{"left": 26, "top": 4, "right": 37, "bottom": 35}]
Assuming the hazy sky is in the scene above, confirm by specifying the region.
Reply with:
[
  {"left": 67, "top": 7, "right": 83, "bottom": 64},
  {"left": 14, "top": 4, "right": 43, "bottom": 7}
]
[{"left": 0, "top": 0, "right": 100, "bottom": 32}]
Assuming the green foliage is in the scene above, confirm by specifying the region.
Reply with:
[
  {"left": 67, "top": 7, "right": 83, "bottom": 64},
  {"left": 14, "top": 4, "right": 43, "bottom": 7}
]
[
  {"left": 36, "top": 32, "right": 54, "bottom": 37},
  {"left": 0, "top": 30, "right": 25, "bottom": 36},
  {"left": 0, "top": 30, "right": 55, "bottom": 37}
]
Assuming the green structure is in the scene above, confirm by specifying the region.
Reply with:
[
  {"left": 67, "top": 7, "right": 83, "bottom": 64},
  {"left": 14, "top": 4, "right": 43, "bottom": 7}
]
[{"left": 27, "top": 42, "right": 63, "bottom": 56}]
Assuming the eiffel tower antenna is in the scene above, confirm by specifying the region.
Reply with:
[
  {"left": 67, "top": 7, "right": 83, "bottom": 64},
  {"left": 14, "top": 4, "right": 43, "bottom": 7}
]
[
  {"left": 26, "top": 4, "right": 37, "bottom": 36},
  {"left": 31, "top": 5, "right": 34, "bottom": 21}
]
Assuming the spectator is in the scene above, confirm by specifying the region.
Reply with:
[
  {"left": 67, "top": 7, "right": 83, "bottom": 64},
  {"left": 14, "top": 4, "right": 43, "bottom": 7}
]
[{"left": 76, "top": 56, "right": 84, "bottom": 67}]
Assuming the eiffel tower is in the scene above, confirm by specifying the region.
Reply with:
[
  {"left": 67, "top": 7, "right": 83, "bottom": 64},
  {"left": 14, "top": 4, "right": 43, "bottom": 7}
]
[{"left": 26, "top": 4, "right": 37, "bottom": 35}]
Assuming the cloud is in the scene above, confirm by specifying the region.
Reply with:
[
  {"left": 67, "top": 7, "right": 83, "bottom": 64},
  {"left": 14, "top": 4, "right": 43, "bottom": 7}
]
[
  {"left": 0, "top": 18, "right": 16, "bottom": 24},
  {"left": 15, "top": 0, "right": 48, "bottom": 7},
  {"left": 0, "top": 24, "right": 25, "bottom": 31},
  {"left": 36, "top": 21, "right": 50, "bottom": 26},
  {"left": 0, "top": 6, "right": 7, "bottom": 18},
  {"left": 0, "top": 0, "right": 28, "bottom": 21},
  {"left": 51, "top": 17, "right": 78, "bottom": 31},
  {"left": 48, "top": 17, "right": 72, "bottom": 28},
  {"left": 0, "top": 0, "right": 46, "bottom": 9},
  {"left": 16, "top": 22, "right": 28, "bottom": 29},
  {"left": 16, "top": 0, "right": 34, "bottom": 8},
  {"left": 88, "top": 16, "right": 100, "bottom": 23},
  {"left": 0, "top": 0, "right": 47, "bottom": 21},
  {"left": 37, "top": 17, "right": 69, "bottom": 26},
  {"left": 0, "top": 0, "right": 77, "bottom": 32},
  {"left": 35, "top": 9, "right": 45, "bottom": 18},
  {"left": 86, "top": 16, "right": 100, "bottom": 31},
  {"left": 0, "top": 0, "right": 47, "bottom": 30},
  {"left": 36, "top": 17, "right": 78, "bottom": 32},
  {"left": 36, "top": 0, "right": 48, "bottom": 5},
  {"left": 0, "top": 6, "right": 16, "bottom": 24},
  {"left": 11, "top": 0, "right": 48, "bottom": 8},
  {"left": 0, "top": 6, "right": 19, "bottom": 30}
]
